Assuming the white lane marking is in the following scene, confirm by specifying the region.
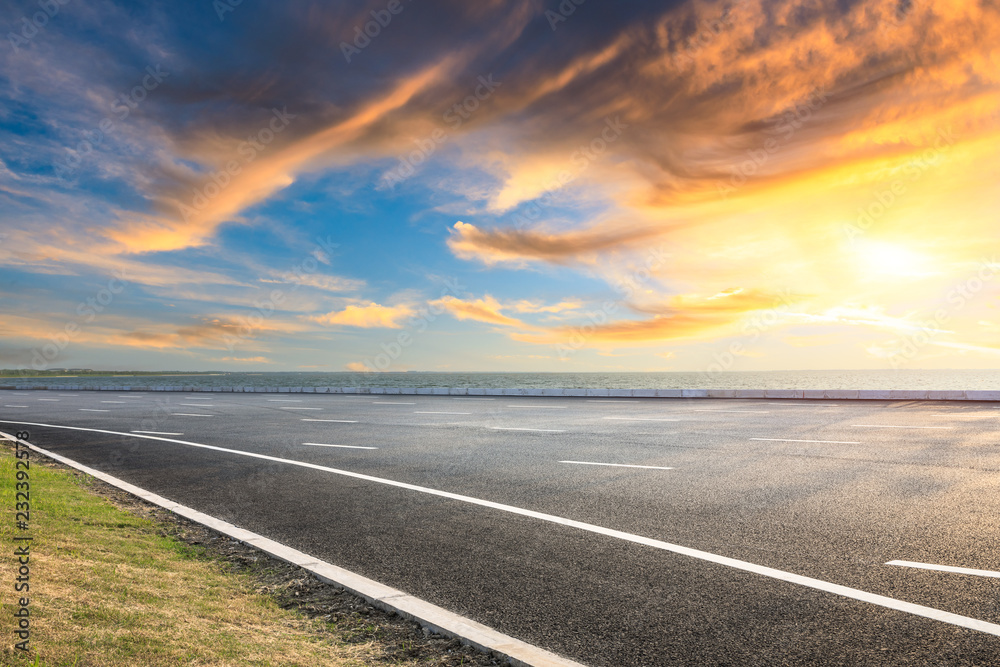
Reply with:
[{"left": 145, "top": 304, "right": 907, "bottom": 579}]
[
  {"left": 506, "top": 405, "right": 568, "bottom": 409},
  {"left": 4, "top": 405, "right": 28, "bottom": 408},
  {"left": 693, "top": 410, "right": 770, "bottom": 414},
  {"left": 101, "top": 401, "right": 127, "bottom": 404},
  {"left": 602, "top": 416, "right": 680, "bottom": 422},
  {"left": 372, "top": 401, "right": 416, "bottom": 405},
  {"left": 452, "top": 397, "right": 496, "bottom": 400},
  {"left": 414, "top": 411, "right": 472, "bottom": 415},
  {"left": 268, "top": 399, "right": 302, "bottom": 402},
  {"left": 751, "top": 438, "right": 862, "bottom": 445},
  {"left": 79, "top": 409, "right": 109, "bottom": 412},
  {"left": 280, "top": 407, "right": 322, "bottom": 410},
  {"left": 301, "top": 419, "right": 358, "bottom": 423},
  {"left": 0, "top": 433, "right": 587, "bottom": 667},
  {"left": 886, "top": 561, "right": 1000, "bottom": 578},
  {"left": 301, "top": 443, "right": 378, "bottom": 450},
  {"left": 2, "top": 418, "right": 997, "bottom": 638},
  {"left": 132, "top": 431, "right": 184, "bottom": 436},
  {"left": 851, "top": 424, "right": 954, "bottom": 429},
  {"left": 186, "top": 397, "right": 214, "bottom": 400},
  {"left": 587, "top": 400, "right": 637, "bottom": 403},
  {"left": 560, "top": 461, "right": 675, "bottom": 471},
  {"left": 38, "top": 398, "right": 60, "bottom": 401},
  {"left": 180, "top": 403, "right": 213, "bottom": 407},
  {"left": 171, "top": 413, "right": 213, "bottom": 417},
  {"left": 11, "top": 393, "right": 29, "bottom": 395},
  {"left": 119, "top": 396, "right": 144, "bottom": 398},
  {"left": 490, "top": 427, "right": 566, "bottom": 433}
]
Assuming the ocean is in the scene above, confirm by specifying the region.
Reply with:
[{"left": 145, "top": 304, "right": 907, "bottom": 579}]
[{"left": 4, "top": 370, "right": 1000, "bottom": 390}]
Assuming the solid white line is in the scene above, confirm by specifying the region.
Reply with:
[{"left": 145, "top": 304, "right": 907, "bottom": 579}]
[
  {"left": 886, "top": 561, "right": 1000, "bottom": 578},
  {"left": 280, "top": 407, "right": 322, "bottom": 410},
  {"left": 172, "top": 413, "right": 213, "bottom": 417},
  {"left": 751, "top": 438, "right": 862, "bottom": 445},
  {"left": 372, "top": 402, "right": 415, "bottom": 405},
  {"left": 507, "top": 405, "right": 568, "bottom": 409},
  {"left": 132, "top": 431, "right": 184, "bottom": 436},
  {"left": 301, "top": 443, "right": 378, "bottom": 450},
  {"left": 301, "top": 419, "right": 358, "bottom": 423},
  {"left": 693, "top": 410, "right": 770, "bottom": 414},
  {"left": 0, "top": 430, "right": 583, "bottom": 667},
  {"left": 602, "top": 416, "right": 680, "bottom": 422},
  {"left": 38, "top": 398, "right": 60, "bottom": 401},
  {"left": 79, "top": 409, "right": 108, "bottom": 412},
  {"left": 852, "top": 424, "right": 954, "bottom": 429},
  {"left": 560, "top": 461, "right": 675, "bottom": 471},
  {"left": 2, "top": 418, "right": 997, "bottom": 638},
  {"left": 101, "top": 401, "right": 127, "bottom": 404},
  {"left": 490, "top": 427, "right": 566, "bottom": 433},
  {"left": 414, "top": 411, "right": 471, "bottom": 415},
  {"left": 4, "top": 405, "right": 28, "bottom": 408},
  {"left": 268, "top": 399, "right": 302, "bottom": 402}
]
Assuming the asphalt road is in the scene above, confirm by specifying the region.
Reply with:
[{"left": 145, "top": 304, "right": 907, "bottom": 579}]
[{"left": 2, "top": 389, "right": 999, "bottom": 665}]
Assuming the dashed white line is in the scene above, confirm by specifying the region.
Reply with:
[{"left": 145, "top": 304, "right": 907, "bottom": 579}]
[
  {"left": 587, "top": 400, "right": 637, "bottom": 403},
  {"left": 180, "top": 403, "right": 213, "bottom": 407},
  {"left": 171, "top": 413, "right": 213, "bottom": 417},
  {"left": 301, "top": 443, "right": 378, "bottom": 450},
  {"left": 560, "top": 461, "right": 675, "bottom": 471},
  {"left": 4, "top": 405, "right": 28, "bottom": 408},
  {"left": 693, "top": 410, "right": 770, "bottom": 414},
  {"left": 79, "top": 409, "right": 109, "bottom": 412},
  {"left": 101, "top": 401, "right": 127, "bottom": 404},
  {"left": 602, "top": 417, "right": 680, "bottom": 422},
  {"left": 414, "top": 411, "right": 472, "bottom": 415},
  {"left": 279, "top": 407, "right": 322, "bottom": 410},
  {"left": 751, "top": 438, "right": 862, "bottom": 445},
  {"left": 372, "top": 402, "right": 416, "bottom": 405},
  {"left": 851, "top": 424, "right": 954, "bottom": 429},
  {"left": 132, "top": 431, "right": 184, "bottom": 436},
  {"left": 886, "top": 561, "right": 1000, "bottom": 578},
  {"left": 268, "top": 399, "right": 302, "bottom": 402},
  {"left": 38, "top": 398, "right": 60, "bottom": 401},
  {"left": 3, "top": 418, "right": 997, "bottom": 639},
  {"left": 301, "top": 419, "right": 358, "bottom": 423},
  {"left": 490, "top": 427, "right": 566, "bottom": 433},
  {"left": 507, "top": 405, "right": 568, "bottom": 409}
]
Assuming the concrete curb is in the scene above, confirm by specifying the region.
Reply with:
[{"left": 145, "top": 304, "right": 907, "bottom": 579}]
[
  {"left": 0, "top": 432, "right": 585, "bottom": 667},
  {"left": 3, "top": 385, "right": 1000, "bottom": 401}
]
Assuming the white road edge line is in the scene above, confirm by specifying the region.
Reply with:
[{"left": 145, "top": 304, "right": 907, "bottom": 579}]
[
  {"left": 3, "top": 420, "right": 1000, "bottom": 639},
  {"left": 490, "top": 427, "right": 566, "bottom": 433},
  {"left": 79, "top": 409, "right": 108, "bottom": 412},
  {"left": 560, "top": 461, "right": 675, "bottom": 471},
  {"left": 0, "top": 429, "right": 583, "bottom": 667},
  {"left": 750, "top": 438, "right": 862, "bottom": 445},
  {"left": 132, "top": 431, "right": 184, "bottom": 436},
  {"left": 301, "top": 419, "right": 358, "bottom": 423},
  {"left": 171, "top": 413, "right": 213, "bottom": 417},
  {"left": 851, "top": 425, "right": 954, "bottom": 429},
  {"left": 886, "top": 561, "right": 1000, "bottom": 578},
  {"left": 301, "top": 443, "right": 378, "bottom": 450}
]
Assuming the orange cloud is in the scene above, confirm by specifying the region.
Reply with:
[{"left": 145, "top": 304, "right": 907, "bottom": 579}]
[
  {"left": 312, "top": 302, "right": 415, "bottom": 329},
  {"left": 430, "top": 295, "right": 531, "bottom": 328}
]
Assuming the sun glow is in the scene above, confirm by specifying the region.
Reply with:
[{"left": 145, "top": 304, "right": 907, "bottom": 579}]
[{"left": 856, "top": 242, "right": 935, "bottom": 279}]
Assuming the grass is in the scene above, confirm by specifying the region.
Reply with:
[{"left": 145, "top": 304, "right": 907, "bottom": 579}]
[{"left": 0, "top": 441, "right": 411, "bottom": 666}]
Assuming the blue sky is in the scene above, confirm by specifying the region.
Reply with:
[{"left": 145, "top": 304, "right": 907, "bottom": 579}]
[{"left": 2, "top": 0, "right": 999, "bottom": 373}]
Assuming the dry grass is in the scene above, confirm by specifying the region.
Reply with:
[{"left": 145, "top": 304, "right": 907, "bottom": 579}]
[{"left": 0, "top": 442, "right": 419, "bottom": 666}]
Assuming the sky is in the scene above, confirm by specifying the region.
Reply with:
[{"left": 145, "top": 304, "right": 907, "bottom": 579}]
[{"left": 1, "top": 0, "right": 999, "bottom": 374}]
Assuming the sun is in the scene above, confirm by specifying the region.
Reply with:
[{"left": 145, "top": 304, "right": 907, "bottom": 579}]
[{"left": 856, "top": 241, "right": 934, "bottom": 278}]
